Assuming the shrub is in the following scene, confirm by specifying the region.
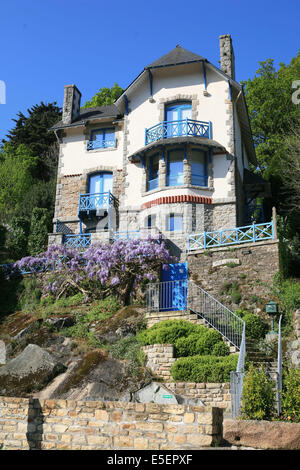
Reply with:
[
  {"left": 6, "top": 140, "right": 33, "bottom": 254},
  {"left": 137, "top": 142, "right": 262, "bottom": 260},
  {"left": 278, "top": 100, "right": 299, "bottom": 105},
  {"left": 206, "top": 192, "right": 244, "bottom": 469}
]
[
  {"left": 170, "top": 355, "right": 238, "bottom": 382},
  {"left": 240, "top": 364, "right": 275, "bottom": 420},
  {"left": 109, "top": 336, "right": 144, "bottom": 377},
  {"left": 137, "top": 320, "right": 195, "bottom": 346},
  {"left": 235, "top": 309, "right": 268, "bottom": 340},
  {"left": 243, "top": 313, "right": 268, "bottom": 340},
  {"left": 281, "top": 367, "right": 300, "bottom": 422},
  {"left": 211, "top": 341, "right": 230, "bottom": 356}
]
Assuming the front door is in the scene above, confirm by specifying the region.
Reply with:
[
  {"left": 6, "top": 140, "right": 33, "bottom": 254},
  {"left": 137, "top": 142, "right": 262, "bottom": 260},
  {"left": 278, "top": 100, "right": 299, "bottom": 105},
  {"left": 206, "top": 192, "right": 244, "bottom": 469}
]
[{"left": 161, "top": 262, "right": 188, "bottom": 311}]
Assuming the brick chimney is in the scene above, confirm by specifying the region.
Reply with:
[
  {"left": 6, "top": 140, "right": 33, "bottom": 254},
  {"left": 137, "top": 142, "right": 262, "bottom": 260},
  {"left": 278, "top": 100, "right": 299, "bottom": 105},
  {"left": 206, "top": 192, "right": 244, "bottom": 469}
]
[
  {"left": 62, "top": 84, "right": 82, "bottom": 125},
  {"left": 219, "top": 34, "right": 235, "bottom": 80}
]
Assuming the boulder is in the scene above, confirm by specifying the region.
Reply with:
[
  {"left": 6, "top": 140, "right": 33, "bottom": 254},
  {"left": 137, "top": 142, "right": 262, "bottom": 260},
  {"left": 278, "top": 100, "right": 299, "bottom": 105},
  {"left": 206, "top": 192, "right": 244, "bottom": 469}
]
[
  {"left": 0, "top": 343, "right": 66, "bottom": 396},
  {"left": 223, "top": 418, "right": 300, "bottom": 450}
]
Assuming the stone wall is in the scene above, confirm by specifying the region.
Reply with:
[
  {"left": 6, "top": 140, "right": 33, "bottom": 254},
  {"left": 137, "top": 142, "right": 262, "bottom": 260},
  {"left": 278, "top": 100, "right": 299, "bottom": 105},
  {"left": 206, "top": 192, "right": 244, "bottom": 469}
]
[
  {"left": 142, "top": 344, "right": 176, "bottom": 380},
  {"left": 165, "top": 383, "right": 231, "bottom": 411},
  {"left": 188, "top": 240, "right": 280, "bottom": 311},
  {"left": 142, "top": 345, "right": 231, "bottom": 411},
  {"left": 0, "top": 396, "right": 223, "bottom": 450}
]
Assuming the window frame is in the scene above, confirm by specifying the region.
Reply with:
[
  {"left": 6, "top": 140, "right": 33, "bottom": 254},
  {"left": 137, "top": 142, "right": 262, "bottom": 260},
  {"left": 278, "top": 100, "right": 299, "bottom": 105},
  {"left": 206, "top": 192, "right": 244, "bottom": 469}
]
[
  {"left": 87, "top": 127, "right": 116, "bottom": 150},
  {"left": 166, "top": 213, "right": 183, "bottom": 232},
  {"left": 166, "top": 148, "right": 184, "bottom": 187},
  {"left": 190, "top": 148, "right": 208, "bottom": 187},
  {"left": 147, "top": 153, "right": 160, "bottom": 191}
]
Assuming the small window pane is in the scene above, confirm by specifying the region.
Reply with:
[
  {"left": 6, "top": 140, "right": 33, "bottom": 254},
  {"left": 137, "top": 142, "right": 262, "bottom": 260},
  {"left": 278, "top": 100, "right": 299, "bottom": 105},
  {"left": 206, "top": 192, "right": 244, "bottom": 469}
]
[
  {"left": 167, "top": 214, "right": 183, "bottom": 232},
  {"left": 191, "top": 149, "right": 207, "bottom": 186}
]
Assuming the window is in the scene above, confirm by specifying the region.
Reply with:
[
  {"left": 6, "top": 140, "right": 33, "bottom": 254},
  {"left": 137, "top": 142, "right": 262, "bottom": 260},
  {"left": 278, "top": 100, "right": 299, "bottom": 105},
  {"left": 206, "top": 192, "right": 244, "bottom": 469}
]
[
  {"left": 146, "top": 214, "right": 156, "bottom": 228},
  {"left": 191, "top": 149, "right": 208, "bottom": 186},
  {"left": 167, "top": 214, "right": 183, "bottom": 232},
  {"left": 87, "top": 128, "right": 116, "bottom": 150},
  {"left": 88, "top": 172, "right": 113, "bottom": 194},
  {"left": 167, "top": 149, "right": 184, "bottom": 186},
  {"left": 147, "top": 154, "right": 159, "bottom": 191}
]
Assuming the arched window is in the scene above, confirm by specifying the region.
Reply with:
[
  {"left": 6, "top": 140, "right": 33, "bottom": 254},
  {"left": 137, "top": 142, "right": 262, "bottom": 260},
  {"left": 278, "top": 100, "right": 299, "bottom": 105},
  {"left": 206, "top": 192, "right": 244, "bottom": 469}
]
[{"left": 165, "top": 101, "right": 192, "bottom": 138}]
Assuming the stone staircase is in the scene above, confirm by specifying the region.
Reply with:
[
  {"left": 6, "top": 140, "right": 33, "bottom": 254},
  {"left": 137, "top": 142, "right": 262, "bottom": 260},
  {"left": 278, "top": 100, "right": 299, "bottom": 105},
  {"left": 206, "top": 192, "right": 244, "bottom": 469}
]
[{"left": 245, "top": 338, "right": 278, "bottom": 380}]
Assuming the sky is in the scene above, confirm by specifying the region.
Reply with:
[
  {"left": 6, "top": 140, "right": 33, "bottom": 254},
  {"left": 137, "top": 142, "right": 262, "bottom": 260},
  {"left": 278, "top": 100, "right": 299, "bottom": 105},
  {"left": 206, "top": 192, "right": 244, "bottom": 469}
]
[{"left": 0, "top": 0, "right": 299, "bottom": 141}]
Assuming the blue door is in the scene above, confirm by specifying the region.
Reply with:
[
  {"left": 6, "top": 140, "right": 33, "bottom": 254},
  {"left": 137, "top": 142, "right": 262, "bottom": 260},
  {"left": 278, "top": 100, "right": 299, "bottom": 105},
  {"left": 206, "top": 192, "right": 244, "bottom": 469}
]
[
  {"left": 161, "top": 263, "right": 188, "bottom": 311},
  {"left": 88, "top": 172, "right": 113, "bottom": 209},
  {"left": 165, "top": 103, "right": 192, "bottom": 137}
]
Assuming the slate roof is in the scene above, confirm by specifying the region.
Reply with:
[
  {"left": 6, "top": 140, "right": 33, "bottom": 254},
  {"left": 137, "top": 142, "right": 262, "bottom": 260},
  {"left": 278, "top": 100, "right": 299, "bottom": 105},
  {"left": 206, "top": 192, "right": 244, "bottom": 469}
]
[
  {"left": 128, "top": 136, "right": 227, "bottom": 162},
  {"left": 145, "top": 45, "right": 207, "bottom": 69},
  {"left": 50, "top": 104, "right": 122, "bottom": 131}
]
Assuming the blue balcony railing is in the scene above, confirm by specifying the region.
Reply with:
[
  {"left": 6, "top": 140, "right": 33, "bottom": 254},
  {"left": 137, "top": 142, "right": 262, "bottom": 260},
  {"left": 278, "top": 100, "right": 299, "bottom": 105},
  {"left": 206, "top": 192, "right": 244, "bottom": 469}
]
[
  {"left": 113, "top": 231, "right": 141, "bottom": 240},
  {"left": 187, "top": 221, "right": 274, "bottom": 251},
  {"left": 145, "top": 119, "right": 212, "bottom": 145},
  {"left": 63, "top": 234, "right": 91, "bottom": 249},
  {"left": 78, "top": 191, "right": 118, "bottom": 214},
  {"left": 86, "top": 139, "right": 116, "bottom": 151}
]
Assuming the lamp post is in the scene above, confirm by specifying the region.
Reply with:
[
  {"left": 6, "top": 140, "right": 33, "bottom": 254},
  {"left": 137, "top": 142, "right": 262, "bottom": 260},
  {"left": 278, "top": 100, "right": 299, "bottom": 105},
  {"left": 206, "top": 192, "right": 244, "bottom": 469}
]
[{"left": 266, "top": 300, "right": 278, "bottom": 333}]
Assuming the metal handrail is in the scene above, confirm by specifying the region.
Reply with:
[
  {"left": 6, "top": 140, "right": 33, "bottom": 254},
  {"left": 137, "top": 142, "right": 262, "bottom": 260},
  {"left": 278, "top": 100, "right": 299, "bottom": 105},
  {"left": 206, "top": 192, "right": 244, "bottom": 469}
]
[
  {"left": 146, "top": 279, "right": 245, "bottom": 350},
  {"left": 276, "top": 314, "right": 283, "bottom": 416}
]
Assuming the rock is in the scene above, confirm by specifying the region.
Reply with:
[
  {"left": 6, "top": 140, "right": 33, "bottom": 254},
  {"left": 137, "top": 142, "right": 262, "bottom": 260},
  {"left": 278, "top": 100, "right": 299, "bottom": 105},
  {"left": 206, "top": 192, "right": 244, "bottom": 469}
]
[
  {"left": 45, "top": 316, "right": 75, "bottom": 330},
  {"left": 133, "top": 382, "right": 204, "bottom": 406},
  {"left": 0, "top": 344, "right": 66, "bottom": 396},
  {"left": 0, "top": 340, "right": 5, "bottom": 364},
  {"left": 12, "top": 319, "right": 42, "bottom": 342},
  {"left": 223, "top": 419, "right": 300, "bottom": 450}
]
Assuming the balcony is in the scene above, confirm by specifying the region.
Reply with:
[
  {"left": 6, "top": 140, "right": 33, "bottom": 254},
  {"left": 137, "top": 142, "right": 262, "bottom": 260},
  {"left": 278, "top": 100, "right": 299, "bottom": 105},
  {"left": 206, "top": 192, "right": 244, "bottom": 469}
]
[
  {"left": 78, "top": 191, "right": 118, "bottom": 215},
  {"left": 86, "top": 139, "right": 116, "bottom": 151},
  {"left": 145, "top": 119, "right": 212, "bottom": 145}
]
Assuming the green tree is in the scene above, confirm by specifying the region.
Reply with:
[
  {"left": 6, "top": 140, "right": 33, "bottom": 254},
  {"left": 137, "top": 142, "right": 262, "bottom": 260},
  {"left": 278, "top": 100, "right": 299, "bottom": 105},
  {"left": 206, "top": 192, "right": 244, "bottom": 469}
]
[
  {"left": 27, "top": 208, "right": 49, "bottom": 256},
  {"left": 82, "top": 83, "right": 124, "bottom": 108},
  {"left": 2, "top": 102, "right": 61, "bottom": 181},
  {"left": 5, "top": 215, "right": 30, "bottom": 260},
  {"left": 244, "top": 53, "right": 300, "bottom": 275},
  {"left": 0, "top": 144, "right": 38, "bottom": 221}
]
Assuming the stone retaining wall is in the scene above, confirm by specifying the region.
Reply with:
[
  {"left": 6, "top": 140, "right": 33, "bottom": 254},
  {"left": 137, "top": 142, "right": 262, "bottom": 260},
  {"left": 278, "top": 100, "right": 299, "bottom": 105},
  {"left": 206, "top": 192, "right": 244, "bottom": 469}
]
[
  {"left": 0, "top": 396, "right": 223, "bottom": 450},
  {"left": 142, "top": 345, "right": 231, "bottom": 410},
  {"left": 188, "top": 240, "right": 280, "bottom": 309}
]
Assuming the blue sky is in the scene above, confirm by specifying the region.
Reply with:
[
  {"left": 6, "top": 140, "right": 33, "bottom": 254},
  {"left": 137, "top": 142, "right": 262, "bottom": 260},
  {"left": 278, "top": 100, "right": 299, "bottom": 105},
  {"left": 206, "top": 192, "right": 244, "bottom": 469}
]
[{"left": 0, "top": 0, "right": 299, "bottom": 141}]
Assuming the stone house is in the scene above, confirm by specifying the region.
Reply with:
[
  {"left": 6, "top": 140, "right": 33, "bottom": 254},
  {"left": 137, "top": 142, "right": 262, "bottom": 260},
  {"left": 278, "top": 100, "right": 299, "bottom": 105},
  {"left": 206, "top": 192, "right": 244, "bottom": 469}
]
[{"left": 49, "top": 34, "right": 269, "bottom": 260}]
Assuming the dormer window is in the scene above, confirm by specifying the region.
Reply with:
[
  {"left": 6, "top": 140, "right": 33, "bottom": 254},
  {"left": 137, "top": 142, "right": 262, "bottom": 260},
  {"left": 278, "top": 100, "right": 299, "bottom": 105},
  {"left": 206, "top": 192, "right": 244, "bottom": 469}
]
[{"left": 87, "top": 128, "right": 116, "bottom": 150}]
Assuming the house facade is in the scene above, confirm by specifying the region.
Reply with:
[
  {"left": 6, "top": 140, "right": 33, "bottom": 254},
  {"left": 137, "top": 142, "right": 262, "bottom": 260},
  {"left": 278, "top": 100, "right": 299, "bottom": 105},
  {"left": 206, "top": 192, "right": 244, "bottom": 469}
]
[{"left": 49, "top": 34, "right": 267, "bottom": 260}]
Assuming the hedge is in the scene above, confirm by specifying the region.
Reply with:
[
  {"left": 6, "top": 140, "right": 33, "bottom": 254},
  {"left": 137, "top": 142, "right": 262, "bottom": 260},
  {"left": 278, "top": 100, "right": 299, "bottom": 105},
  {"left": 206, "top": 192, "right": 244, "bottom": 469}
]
[{"left": 170, "top": 354, "right": 239, "bottom": 382}]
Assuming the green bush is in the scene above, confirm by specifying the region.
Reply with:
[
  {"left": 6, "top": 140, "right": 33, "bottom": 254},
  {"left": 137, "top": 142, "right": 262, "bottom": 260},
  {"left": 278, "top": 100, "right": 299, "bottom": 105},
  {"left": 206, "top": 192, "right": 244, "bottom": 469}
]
[
  {"left": 211, "top": 341, "right": 230, "bottom": 356},
  {"left": 240, "top": 364, "right": 275, "bottom": 420},
  {"left": 137, "top": 320, "right": 195, "bottom": 346},
  {"left": 243, "top": 313, "right": 268, "bottom": 340},
  {"left": 281, "top": 368, "right": 300, "bottom": 422},
  {"left": 109, "top": 336, "right": 144, "bottom": 377},
  {"left": 174, "top": 329, "right": 224, "bottom": 357},
  {"left": 170, "top": 354, "right": 238, "bottom": 382},
  {"left": 235, "top": 309, "right": 268, "bottom": 340},
  {"left": 138, "top": 320, "right": 226, "bottom": 358}
]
